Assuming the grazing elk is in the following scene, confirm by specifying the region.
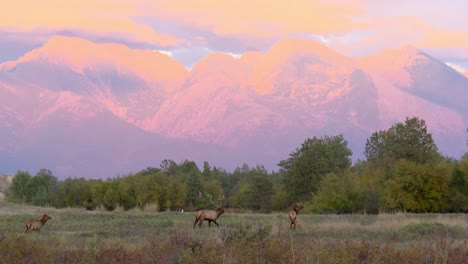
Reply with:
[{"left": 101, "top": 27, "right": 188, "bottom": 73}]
[
  {"left": 289, "top": 204, "right": 303, "bottom": 230},
  {"left": 193, "top": 205, "right": 225, "bottom": 228},
  {"left": 25, "top": 214, "right": 51, "bottom": 233}
]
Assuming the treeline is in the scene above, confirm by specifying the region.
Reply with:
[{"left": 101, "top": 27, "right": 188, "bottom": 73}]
[
  {"left": 6, "top": 117, "right": 468, "bottom": 213},
  {"left": 6, "top": 162, "right": 278, "bottom": 212}
]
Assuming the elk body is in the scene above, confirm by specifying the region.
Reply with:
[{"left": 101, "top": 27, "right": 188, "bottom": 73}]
[
  {"left": 289, "top": 204, "right": 303, "bottom": 230},
  {"left": 193, "top": 206, "right": 225, "bottom": 228},
  {"left": 25, "top": 214, "right": 51, "bottom": 233}
]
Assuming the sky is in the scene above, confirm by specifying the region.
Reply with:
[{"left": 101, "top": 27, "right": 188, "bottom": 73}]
[{"left": 1, "top": 0, "right": 467, "bottom": 71}]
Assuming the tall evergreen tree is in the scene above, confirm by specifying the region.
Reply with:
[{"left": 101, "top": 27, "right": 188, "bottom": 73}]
[{"left": 185, "top": 173, "right": 205, "bottom": 209}]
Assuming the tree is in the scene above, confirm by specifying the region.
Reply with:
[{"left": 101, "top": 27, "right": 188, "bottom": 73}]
[
  {"left": 8, "top": 171, "right": 31, "bottom": 203},
  {"left": 185, "top": 173, "right": 205, "bottom": 209},
  {"left": 204, "top": 179, "right": 224, "bottom": 204},
  {"left": 311, "top": 172, "right": 362, "bottom": 214},
  {"left": 160, "top": 160, "right": 177, "bottom": 174},
  {"left": 448, "top": 155, "right": 468, "bottom": 212},
  {"left": 278, "top": 134, "right": 352, "bottom": 202},
  {"left": 229, "top": 178, "right": 250, "bottom": 209},
  {"left": 202, "top": 161, "right": 211, "bottom": 180},
  {"left": 165, "top": 176, "right": 186, "bottom": 211},
  {"left": 365, "top": 117, "right": 440, "bottom": 165},
  {"left": 119, "top": 176, "right": 137, "bottom": 211},
  {"left": 22, "top": 169, "right": 58, "bottom": 206},
  {"left": 179, "top": 160, "right": 201, "bottom": 175},
  {"left": 102, "top": 180, "right": 119, "bottom": 211},
  {"left": 383, "top": 160, "right": 448, "bottom": 212},
  {"left": 247, "top": 173, "right": 274, "bottom": 213}
]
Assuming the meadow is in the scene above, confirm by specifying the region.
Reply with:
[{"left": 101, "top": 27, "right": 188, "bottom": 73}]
[{"left": 0, "top": 201, "right": 467, "bottom": 264}]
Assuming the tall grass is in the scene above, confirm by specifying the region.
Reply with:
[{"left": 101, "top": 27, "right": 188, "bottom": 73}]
[{"left": 0, "top": 201, "right": 467, "bottom": 263}]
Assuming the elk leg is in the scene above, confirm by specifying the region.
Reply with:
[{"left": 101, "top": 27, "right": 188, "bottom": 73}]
[
  {"left": 208, "top": 220, "right": 212, "bottom": 228},
  {"left": 213, "top": 220, "right": 219, "bottom": 228}
]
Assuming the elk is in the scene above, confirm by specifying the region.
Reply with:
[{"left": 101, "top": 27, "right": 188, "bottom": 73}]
[
  {"left": 289, "top": 204, "right": 303, "bottom": 230},
  {"left": 193, "top": 205, "right": 225, "bottom": 228},
  {"left": 25, "top": 214, "right": 51, "bottom": 233}
]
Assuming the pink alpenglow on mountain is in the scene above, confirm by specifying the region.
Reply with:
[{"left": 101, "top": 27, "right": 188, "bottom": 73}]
[
  {"left": 0, "top": 36, "right": 467, "bottom": 178},
  {"left": 4, "top": 36, "right": 188, "bottom": 83}
]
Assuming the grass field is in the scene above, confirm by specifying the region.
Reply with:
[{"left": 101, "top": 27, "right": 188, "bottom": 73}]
[{"left": 0, "top": 201, "right": 467, "bottom": 263}]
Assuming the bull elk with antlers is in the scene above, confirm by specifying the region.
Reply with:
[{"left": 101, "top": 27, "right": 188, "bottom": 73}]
[
  {"left": 193, "top": 195, "right": 227, "bottom": 228},
  {"left": 289, "top": 204, "right": 303, "bottom": 230},
  {"left": 193, "top": 205, "right": 226, "bottom": 228}
]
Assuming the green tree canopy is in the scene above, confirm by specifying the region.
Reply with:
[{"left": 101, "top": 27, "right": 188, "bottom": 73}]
[
  {"left": 278, "top": 134, "right": 352, "bottom": 202},
  {"left": 8, "top": 171, "right": 31, "bottom": 203},
  {"left": 311, "top": 172, "right": 362, "bottom": 214},
  {"left": 365, "top": 117, "right": 440, "bottom": 165},
  {"left": 185, "top": 173, "right": 205, "bottom": 209},
  {"left": 383, "top": 160, "right": 448, "bottom": 213},
  {"left": 247, "top": 173, "right": 274, "bottom": 213}
]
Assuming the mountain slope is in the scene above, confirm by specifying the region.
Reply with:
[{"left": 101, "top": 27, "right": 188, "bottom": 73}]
[
  {"left": 357, "top": 46, "right": 468, "bottom": 115},
  {"left": 0, "top": 79, "right": 234, "bottom": 177},
  {"left": 0, "top": 37, "right": 467, "bottom": 178},
  {"left": 0, "top": 36, "right": 189, "bottom": 128}
]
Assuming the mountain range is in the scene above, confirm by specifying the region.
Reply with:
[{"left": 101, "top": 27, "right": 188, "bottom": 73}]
[{"left": 1, "top": 36, "right": 467, "bottom": 178}]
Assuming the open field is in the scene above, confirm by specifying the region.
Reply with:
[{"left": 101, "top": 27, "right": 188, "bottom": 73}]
[{"left": 0, "top": 201, "right": 467, "bottom": 263}]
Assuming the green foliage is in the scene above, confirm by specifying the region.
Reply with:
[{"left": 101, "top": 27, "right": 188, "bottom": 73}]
[
  {"left": 117, "top": 176, "right": 137, "bottom": 210},
  {"left": 311, "top": 172, "right": 362, "bottom": 214},
  {"left": 203, "top": 179, "right": 224, "bottom": 203},
  {"left": 178, "top": 160, "right": 201, "bottom": 175},
  {"left": 8, "top": 171, "right": 31, "bottom": 203},
  {"left": 7, "top": 169, "right": 58, "bottom": 206},
  {"left": 271, "top": 187, "right": 288, "bottom": 211},
  {"left": 49, "top": 177, "right": 95, "bottom": 209},
  {"left": 4, "top": 117, "right": 462, "bottom": 214},
  {"left": 102, "top": 181, "right": 119, "bottom": 211},
  {"left": 227, "top": 165, "right": 274, "bottom": 212},
  {"left": 31, "top": 186, "right": 49, "bottom": 206},
  {"left": 365, "top": 117, "right": 440, "bottom": 166},
  {"left": 202, "top": 161, "right": 212, "bottom": 180},
  {"left": 185, "top": 173, "right": 205, "bottom": 209},
  {"left": 447, "top": 155, "right": 468, "bottom": 212},
  {"left": 383, "top": 160, "right": 449, "bottom": 212},
  {"left": 230, "top": 179, "right": 250, "bottom": 208},
  {"left": 247, "top": 173, "right": 274, "bottom": 213},
  {"left": 279, "top": 134, "right": 352, "bottom": 202}
]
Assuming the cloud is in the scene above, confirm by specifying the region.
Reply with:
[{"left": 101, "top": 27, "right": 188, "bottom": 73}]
[
  {"left": 139, "top": 0, "right": 366, "bottom": 37},
  {"left": 0, "top": 0, "right": 182, "bottom": 47},
  {"left": 1, "top": 0, "right": 467, "bottom": 68},
  {"left": 328, "top": 14, "right": 468, "bottom": 61},
  {"left": 421, "top": 29, "right": 468, "bottom": 49}
]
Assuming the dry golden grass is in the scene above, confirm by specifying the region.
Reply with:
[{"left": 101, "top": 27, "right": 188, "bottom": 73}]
[{"left": 0, "top": 201, "right": 467, "bottom": 263}]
